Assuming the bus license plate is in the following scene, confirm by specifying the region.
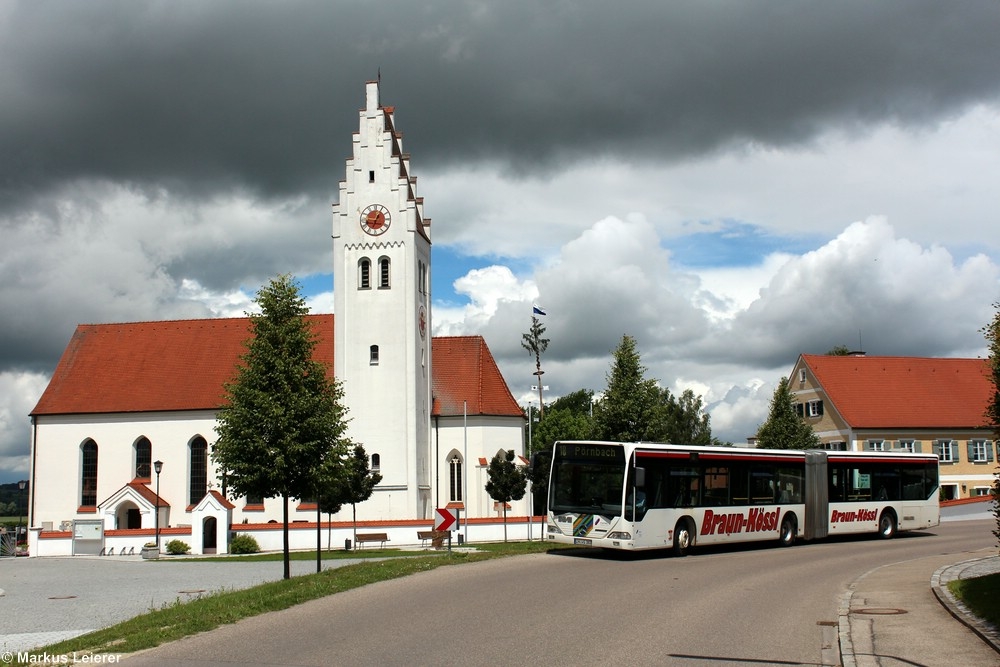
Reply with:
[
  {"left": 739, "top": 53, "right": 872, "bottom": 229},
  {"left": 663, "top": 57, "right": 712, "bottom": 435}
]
[{"left": 574, "top": 538, "right": 592, "bottom": 546}]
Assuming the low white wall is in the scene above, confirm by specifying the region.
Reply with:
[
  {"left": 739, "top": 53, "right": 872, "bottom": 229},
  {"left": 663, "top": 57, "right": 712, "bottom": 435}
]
[{"left": 29, "top": 517, "right": 548, "bottom": 557}]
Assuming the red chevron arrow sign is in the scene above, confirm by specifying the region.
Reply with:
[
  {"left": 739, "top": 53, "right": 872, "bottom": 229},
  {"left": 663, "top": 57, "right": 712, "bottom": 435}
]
[{"left": 434, "top": 508, "right": 458, "bottom": 531}]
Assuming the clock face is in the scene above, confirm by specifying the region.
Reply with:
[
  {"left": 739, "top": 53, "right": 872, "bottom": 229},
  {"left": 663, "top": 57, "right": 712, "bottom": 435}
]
[
  {"left": 360, "top": 204, "right": 391, "bottom": 235},
  {"left": 418, "top": 305, "right": 427, "bottom": 339}
]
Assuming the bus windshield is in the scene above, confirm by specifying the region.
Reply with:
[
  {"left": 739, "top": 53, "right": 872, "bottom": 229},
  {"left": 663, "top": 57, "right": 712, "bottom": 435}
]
[{"left": 549, "top": 442, "right": 627, "bottom": 515}]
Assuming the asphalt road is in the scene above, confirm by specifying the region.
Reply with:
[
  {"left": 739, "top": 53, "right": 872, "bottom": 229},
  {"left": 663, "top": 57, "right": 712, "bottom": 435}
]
[{"left": 115, "top": 519, "right": 996, "bottom": 667}]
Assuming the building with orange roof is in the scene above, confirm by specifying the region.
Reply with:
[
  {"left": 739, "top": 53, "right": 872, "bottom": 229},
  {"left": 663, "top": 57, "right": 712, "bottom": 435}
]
[
  {"left": 27, "top": 83, "right": 527, "bottom": 555},
  {"left": 788, "top": 353, "right": 996, "bottom": 499}
]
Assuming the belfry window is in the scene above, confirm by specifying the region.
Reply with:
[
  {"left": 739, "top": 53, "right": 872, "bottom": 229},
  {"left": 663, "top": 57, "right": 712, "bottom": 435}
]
[
  {"left": 359, "top": 258, "right": 371, "bottom": 290},
  {"left": 370, "top": 345, "right": 379, "bottom": 365},
  {"left": 378, "top": 257, "right": 390, "bottom": 289}
]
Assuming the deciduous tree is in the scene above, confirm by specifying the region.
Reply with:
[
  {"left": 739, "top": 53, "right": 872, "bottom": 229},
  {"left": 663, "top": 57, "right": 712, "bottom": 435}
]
[
  {"left": 485, "top": 449, "right": 527, "bottom": 542},
  {"left": 982, "top": 303, "right": 1000, "bottom": 550},
  {"left": 212, "top": 275, "right": 350, "bottom": 579}
]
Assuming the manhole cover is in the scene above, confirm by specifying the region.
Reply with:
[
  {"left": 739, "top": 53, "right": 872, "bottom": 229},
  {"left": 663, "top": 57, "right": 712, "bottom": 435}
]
[
  {"left": 48, "top": 595, "right": 78, "bottom": 600},
  {"left": 855, "top": 607, "right": 907, "bottom": 615}
]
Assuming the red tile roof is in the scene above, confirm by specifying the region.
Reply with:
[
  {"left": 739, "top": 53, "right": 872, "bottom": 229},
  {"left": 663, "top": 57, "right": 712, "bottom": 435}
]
[
  {"left": 126, "top": 480, "right": 169, "bottom": 508},
  {"left": 32, "top": 317, "right": 523, "bottom": 420},
  {"left": 431, "top": 336, "right": 524, "bottom": 418},
  {"left": 800, "top": 354, "right": 995, "bottom": 429},
  {"left": 32, "top": 316, "right": 334, "bottom": 416}
]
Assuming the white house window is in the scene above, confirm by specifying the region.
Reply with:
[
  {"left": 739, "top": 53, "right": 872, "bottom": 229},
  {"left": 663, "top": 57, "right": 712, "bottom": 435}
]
[
  {"left": 973, "top": 486, "right": 992, "bottom": 497},
  {"left": 896, "top": 439, "right": 915, "bottom": 453},
  {"left": 798, "top": 369, "right": 806, "bottom": 383},
  {"left": 806, "top": 400, "right": 824, "bottom": 417},
  {"left": 866, "top": 439, "right": 886, "bottom": 451},
  {"left": 934, "top": 439, "right": 958, "bottom": 463},
  {"left": 968, "top": 440, "right": 993, "bottom": 464}
]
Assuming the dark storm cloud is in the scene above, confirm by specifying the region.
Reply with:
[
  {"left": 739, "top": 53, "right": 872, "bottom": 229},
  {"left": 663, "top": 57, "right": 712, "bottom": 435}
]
[{"left": 2, "top": 1, "right": 999, "bottom": 213}]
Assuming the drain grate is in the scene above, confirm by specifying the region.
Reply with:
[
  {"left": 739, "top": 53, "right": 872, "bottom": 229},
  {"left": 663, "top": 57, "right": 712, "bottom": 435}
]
[
  {"left": 855, "top": 607, "right": 907, "bottom": 615},
  {"left": 48, "top": 595, "right": 78, "bottom": 600}
]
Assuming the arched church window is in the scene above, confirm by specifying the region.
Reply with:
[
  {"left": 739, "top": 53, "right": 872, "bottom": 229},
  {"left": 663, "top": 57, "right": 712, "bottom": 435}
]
[
  {"left": 371, "top": 453, "right": 381, "bottom": 472},
  {"left": 378, "top": 256, "right": 390, "bottom": 289},
  {"left": 359, "top": 258, "right": 371, "bottom": 290},
  {"left": 189, "top": 436, "right": 208, "bottom": 506},
  {"left": 134, "top": 436, "right": 151, "bottom": 479},
  {"left": 449, "top": 453, "right": 463, "bottom": 502},
  {"left": 81, "top": 439, "right": 98, "bottom": 507},
  {"left": 370, "top": 345, "right": 379, "bottom": 365}
]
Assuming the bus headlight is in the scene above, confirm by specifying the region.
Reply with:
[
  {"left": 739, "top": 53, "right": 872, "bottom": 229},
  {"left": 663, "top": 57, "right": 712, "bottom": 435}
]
[{"left": 607, "top": 531, "right": 632, "bottom": 540}]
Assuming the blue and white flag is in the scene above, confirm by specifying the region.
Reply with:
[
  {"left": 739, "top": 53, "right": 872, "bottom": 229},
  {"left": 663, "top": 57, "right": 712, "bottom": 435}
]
[{"left": 532, "top": 305, "right": 546, "bottom": 316}]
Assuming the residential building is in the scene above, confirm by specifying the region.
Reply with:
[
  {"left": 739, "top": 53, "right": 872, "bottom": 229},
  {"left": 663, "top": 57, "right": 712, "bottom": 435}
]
[{"left": 790, "top": 353, "right": 996, "bottom": 499}]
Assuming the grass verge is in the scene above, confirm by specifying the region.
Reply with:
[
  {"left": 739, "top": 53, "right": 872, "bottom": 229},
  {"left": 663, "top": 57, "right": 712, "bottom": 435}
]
[
  {"left": 948, "top": 572, "right": 1000, "bottom": 628},
  {"left": 16, "top": 541, "right": 560, "bottom": 662}
]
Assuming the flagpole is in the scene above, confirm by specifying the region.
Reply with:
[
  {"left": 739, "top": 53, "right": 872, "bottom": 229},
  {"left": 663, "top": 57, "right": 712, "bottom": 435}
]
[{"left": 463, "top": 400, "right": 468, "bottom": 545}]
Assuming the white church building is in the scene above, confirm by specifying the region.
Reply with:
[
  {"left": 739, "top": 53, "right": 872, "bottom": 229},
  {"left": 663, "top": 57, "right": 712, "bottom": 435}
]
[{"left": 26, "top": 82, "right": 529, "bottom": 556}]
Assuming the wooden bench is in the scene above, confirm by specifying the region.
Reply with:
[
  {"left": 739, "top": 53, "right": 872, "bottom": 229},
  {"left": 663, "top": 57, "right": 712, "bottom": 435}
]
[
  {"left": 354, "top": 533, "right": 389, "bottom": 549},
  {"left": 417, "top": 530, "right": 448, "bottom": 548}
]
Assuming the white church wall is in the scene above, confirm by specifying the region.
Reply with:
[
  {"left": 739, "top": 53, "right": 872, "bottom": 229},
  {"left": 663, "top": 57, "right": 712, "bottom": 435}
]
[
  {"left": 431, "top": 415, "right": 527, "bottom": 518},
  {"left": 31, "top": 411, "right": 219, "bottom": 533}
]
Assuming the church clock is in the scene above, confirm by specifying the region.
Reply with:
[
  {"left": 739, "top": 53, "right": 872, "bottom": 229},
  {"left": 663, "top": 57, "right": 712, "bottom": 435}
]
[{"left": 360, "top": 204, "right": 391, "bottom": 235}]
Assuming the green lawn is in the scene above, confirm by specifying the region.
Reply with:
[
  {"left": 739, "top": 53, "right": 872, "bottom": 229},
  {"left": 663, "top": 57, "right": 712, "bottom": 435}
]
[
  {"left": 948, "top": 572, "right": 1000, "bottom": 628},
  {"left": 15, "top": 541, "right": 563, "bottom": 663}
]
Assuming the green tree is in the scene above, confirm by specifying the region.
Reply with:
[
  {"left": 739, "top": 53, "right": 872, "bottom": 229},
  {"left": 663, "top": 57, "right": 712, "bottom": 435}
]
[
  {"left": 521, "top": 315, "right": 550, "bottom": 417},
  {"left": 593, "top": 335, "right": 659, "bottom": 442},
  {"left": 325, "top": 444, "right": 383, "bottom": 547},
  {"left": 756, "top": 377, "right": 821, "bottom": 450},
  {"left": 593, "top": 335, "right": 716, "bottom": 444},
  {"left": 212, "top": 275, "right": 351, "bottom": 579},
  {"left": 826, "top": 345, "right": 851, "bottom": 356},
  {"left": 485, "top": 449, "right": 527, "bottom": 541},
  {"left": 982, "top": 303, "right": 1000, "bottom": 551}
]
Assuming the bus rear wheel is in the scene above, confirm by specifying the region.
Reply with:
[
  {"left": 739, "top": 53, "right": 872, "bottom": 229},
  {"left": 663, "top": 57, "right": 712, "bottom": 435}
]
[
  {"left": 778, "top": 514, "right": 796, "bottom": 547},
  {"left": 673, "top": 521, "right": 693, "bottom": 557},
  {"left": 878, "top": 509, "right": 897, "bottom": 539}
]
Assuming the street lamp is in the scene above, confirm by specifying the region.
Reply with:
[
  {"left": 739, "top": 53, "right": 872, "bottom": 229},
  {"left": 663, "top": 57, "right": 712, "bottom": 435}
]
[
  {"left": 153, "top": 460, "right": 163, "bottom": 552},
  {"left": 17, "top": 479, "right": 26, "bottom": 547}
]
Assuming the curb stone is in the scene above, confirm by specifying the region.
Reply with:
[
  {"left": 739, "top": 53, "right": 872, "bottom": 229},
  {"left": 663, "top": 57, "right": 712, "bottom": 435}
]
[{"left": 930, "top": 556, "right": 1000, "bottom": 654}]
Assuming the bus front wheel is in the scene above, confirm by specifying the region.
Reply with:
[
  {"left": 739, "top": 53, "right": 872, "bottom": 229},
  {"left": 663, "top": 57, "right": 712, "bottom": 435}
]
[
  {"left": 673, "top": 521, "right": 693, "bottom": 557},
  {"left": 878, "top": 509, "right": 897, "bottom": 539},
  {"left": 778, "top": 514, "right": 796, "bottom": 547}
]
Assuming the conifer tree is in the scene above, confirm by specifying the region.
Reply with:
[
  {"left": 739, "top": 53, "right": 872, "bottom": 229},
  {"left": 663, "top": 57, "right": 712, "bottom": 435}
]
[
  {"left": 213, "top": 275, "right": 350, "bottom": 579},
  {"left": 756, "top": 377, "right": 821, "bottom": 450}
]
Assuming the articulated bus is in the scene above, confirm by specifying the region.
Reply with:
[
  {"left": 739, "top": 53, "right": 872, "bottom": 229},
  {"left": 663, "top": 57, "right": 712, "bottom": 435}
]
[{"left": 545, "top": 441, "right": 940, "bottom": 554}]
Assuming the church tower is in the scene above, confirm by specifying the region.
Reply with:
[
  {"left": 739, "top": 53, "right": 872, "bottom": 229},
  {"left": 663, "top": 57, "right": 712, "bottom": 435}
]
[{"left": 332, "top": 81, "right": 433, "bottom": 520}]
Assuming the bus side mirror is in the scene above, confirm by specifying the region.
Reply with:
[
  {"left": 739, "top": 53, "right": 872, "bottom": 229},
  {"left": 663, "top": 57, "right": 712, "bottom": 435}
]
[{"left": 634, "top": 466, "right": 645, "bottom": 489}]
